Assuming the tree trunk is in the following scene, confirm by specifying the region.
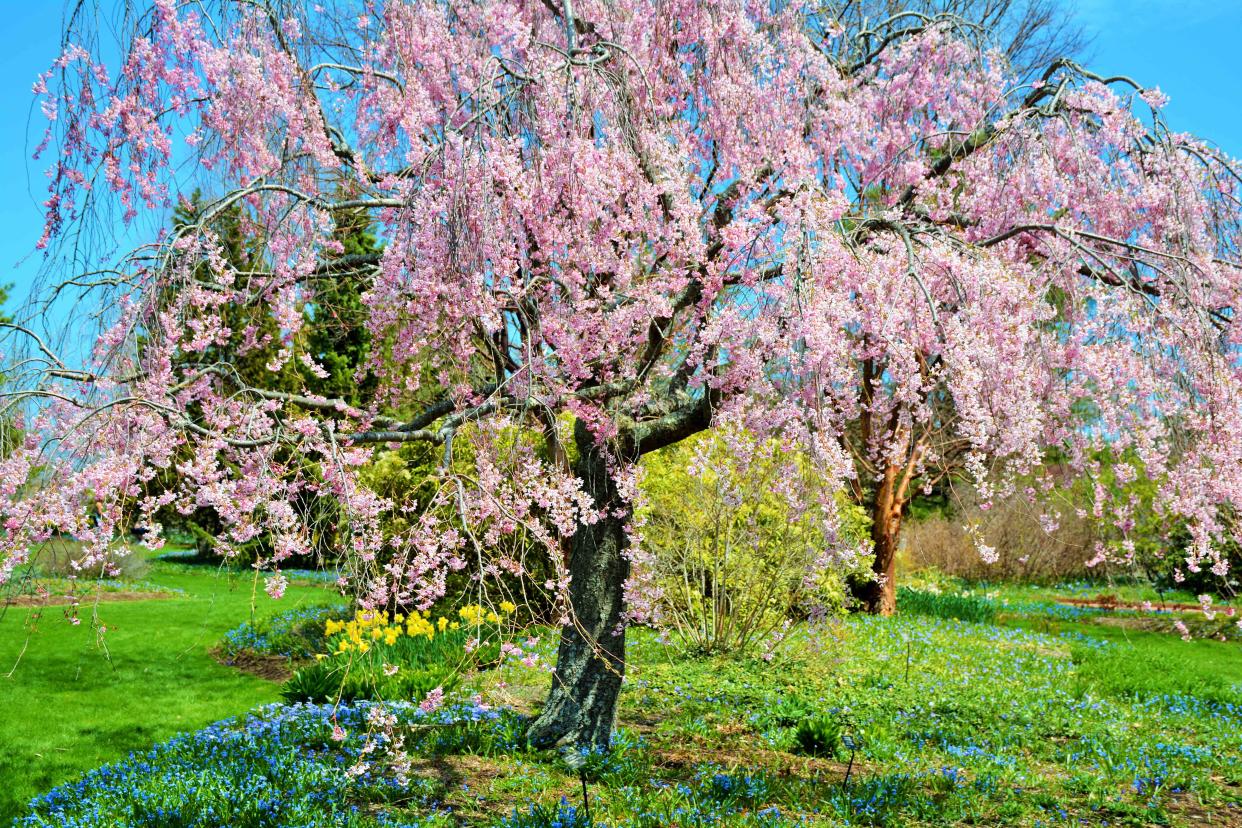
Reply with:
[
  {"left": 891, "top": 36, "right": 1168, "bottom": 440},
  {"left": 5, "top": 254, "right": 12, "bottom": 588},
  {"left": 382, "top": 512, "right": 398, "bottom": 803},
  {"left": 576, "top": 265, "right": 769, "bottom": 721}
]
[
  {"left": 526, "top": 423, "right": 632, "bottom": 751},
  {"left": 857, "top": 464, "right": 905, "bottom": 616}
]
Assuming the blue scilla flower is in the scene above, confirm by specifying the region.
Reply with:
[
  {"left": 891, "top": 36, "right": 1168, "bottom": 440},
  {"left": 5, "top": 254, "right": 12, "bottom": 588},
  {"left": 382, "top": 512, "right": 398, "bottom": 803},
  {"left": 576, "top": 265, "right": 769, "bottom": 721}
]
[{"left": 17, "top": 700, "right": 521, "bottom": 828}]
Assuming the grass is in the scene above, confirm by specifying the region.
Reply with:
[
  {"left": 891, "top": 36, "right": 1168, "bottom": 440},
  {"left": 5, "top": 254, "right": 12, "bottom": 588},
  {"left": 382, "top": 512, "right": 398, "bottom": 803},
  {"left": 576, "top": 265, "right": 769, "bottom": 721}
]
[
  {"left": 423, "top": 597, "right": 1242, "bottom": 826},
  {"left": 905, "top": 573, "right": 1238, "bottom": 613},
  {"left": 0, "top": 548, "right": 336, "bottom": 821},
  {"left": 5, "top": 561, "right": 1242, "bottom": 826}
]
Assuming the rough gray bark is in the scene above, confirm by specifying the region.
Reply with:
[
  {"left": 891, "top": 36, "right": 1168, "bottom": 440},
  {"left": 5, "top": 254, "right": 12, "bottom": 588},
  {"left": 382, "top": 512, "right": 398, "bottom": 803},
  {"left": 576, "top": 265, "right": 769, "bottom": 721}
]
[{"left": 526, "top": 421, "right": 633, "bottom": 751}]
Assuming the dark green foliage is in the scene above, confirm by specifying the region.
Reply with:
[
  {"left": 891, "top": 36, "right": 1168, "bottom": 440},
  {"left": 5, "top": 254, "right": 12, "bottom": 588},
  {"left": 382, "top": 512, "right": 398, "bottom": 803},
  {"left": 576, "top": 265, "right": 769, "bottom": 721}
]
[
  {"left": 793, "top": 714, "right": 842, "bottom": 759},
  {"left": 300, "top": 207, "right": 382, "bottom": 405},
  {"left": 896, "top": 586, "right": 998, "bottom": 623},
  {"left": 1145, "top": 519, "right": 1242, "bottom": 596},
  {"left": 151, "top": 195, "right": 385, "bottom": 565},
  {"left": 169, "top": 192, "right": 305, "bottom": 393},
  {"left": 221, "top": 605, "right": 346, "bottom": 660},
  {"left": 280, "top": 656, "right": 461, "bottom": 704}
]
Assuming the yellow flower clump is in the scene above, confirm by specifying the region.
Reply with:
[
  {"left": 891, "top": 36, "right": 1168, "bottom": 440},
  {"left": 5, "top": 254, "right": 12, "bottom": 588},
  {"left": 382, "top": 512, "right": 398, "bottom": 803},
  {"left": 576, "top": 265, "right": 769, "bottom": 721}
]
[{"left": 324, "top": 603, "right": 513, "bottom": 655}]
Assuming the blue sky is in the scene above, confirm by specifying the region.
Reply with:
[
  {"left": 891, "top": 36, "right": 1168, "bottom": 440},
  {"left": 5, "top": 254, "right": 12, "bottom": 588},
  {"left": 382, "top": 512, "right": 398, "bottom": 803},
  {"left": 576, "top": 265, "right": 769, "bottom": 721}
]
[
  {"left": 0, "top": 2, "right": 1238, "bottom": 323},
  {"left": 1076, "top": 0, "right": 1241, "bottom": 157}
]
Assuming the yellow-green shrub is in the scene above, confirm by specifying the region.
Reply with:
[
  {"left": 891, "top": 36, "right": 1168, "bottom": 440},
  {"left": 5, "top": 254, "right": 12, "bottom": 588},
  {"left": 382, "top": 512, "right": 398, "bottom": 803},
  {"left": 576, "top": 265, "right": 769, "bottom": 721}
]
[{"left": 639, "top": 427, "right": 870, "bottom": 654}]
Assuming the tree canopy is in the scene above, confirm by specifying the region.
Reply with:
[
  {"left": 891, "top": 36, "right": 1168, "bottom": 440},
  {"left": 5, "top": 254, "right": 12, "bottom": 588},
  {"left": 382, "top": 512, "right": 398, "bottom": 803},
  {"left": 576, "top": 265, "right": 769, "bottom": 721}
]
[{"left": 3, "top": 0, "right": 1240, "bottom": 748}]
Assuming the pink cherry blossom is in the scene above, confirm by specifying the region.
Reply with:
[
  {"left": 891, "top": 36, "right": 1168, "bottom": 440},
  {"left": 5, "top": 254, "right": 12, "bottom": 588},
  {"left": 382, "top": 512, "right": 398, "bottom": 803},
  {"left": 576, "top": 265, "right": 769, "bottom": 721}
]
[{"left": 3, "top": 1, "right": 1240, "bottom": 749}]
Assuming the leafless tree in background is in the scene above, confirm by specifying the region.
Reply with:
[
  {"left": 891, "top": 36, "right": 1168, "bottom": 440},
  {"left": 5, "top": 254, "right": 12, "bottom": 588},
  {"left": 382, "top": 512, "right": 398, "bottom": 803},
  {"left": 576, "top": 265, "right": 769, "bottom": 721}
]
[{"left": 826, "top": 0, "right": 1091, "bottom": 79}]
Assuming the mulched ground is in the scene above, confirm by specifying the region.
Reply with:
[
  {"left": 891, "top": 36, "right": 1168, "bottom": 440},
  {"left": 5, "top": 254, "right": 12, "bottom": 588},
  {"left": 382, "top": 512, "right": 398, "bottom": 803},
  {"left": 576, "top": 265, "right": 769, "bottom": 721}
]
[
  {"left": 1052, "top": 595, "right": 1205, "bottom": 612},
  {"left": 2, "top": 590, "right": 173, "bottom": 608},
  {"left": 210, "top": 646, "right": 296, "bottom": 682}
]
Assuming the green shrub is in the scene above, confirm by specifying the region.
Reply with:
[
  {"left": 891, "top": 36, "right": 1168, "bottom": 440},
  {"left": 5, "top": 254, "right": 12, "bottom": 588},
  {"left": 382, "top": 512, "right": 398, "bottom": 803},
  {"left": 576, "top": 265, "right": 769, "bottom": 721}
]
[{"left": 640, "top": 426, "right": 872, "bottom": 655}]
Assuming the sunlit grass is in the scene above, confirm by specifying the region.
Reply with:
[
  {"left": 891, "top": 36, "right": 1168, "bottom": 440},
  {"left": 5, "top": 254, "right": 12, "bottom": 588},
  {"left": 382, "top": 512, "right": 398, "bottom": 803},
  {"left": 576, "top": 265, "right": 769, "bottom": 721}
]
[{"left": 0, "top": 548, "right": 336, "bottom": 820}]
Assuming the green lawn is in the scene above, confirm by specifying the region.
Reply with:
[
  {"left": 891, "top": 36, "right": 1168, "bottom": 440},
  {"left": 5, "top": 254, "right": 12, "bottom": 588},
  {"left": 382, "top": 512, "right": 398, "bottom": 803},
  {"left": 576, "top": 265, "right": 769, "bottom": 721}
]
[{"left": 0, "top": 553, "right": 334, "bottom": 820}]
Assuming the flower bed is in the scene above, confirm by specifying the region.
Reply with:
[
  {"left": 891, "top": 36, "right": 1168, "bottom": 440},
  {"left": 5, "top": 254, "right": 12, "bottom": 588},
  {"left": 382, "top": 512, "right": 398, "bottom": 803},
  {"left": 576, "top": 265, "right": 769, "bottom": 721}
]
[{"left": 16, "top": 701, "right": 524, "bottom": 828}]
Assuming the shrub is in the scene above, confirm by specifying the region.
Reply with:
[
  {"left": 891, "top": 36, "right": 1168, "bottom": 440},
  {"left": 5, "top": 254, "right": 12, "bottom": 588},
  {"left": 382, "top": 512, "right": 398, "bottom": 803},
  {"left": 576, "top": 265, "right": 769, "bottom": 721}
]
[
  {"left": 640, "top": 426, "right": 871, "bottom": 655},
  {"left": 903, "top": 487, "right": 1098, "bottom": 584},
  {"left": 904, "top": 456, "right": 1240, "bottom": 599}
]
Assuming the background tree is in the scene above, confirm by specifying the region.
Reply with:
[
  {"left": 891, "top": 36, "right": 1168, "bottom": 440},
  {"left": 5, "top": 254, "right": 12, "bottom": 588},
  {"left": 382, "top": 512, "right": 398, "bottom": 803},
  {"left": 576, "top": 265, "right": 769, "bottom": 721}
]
[
  {"left": 2, "top": 1, "right": 1240, "bottom": 752},
  {"left": 827, "top": 0, "right": 1091, "bottom": 614},
  {"left": 301, "top": 205, "right": 383, "bottom": 406},
  {"left": 833, "top": 0, "right": 1091, "bottom": 79},
  {"left": 154, "top": 194, "right": 383, "bottom": 561}
]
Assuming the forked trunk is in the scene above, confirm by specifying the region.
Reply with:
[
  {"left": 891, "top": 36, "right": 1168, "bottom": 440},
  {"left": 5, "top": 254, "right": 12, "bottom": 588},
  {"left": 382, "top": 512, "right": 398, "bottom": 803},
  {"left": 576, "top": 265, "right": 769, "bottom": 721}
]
[{"left": 526, "top": 424, "right": 632, "bottom": 751}]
